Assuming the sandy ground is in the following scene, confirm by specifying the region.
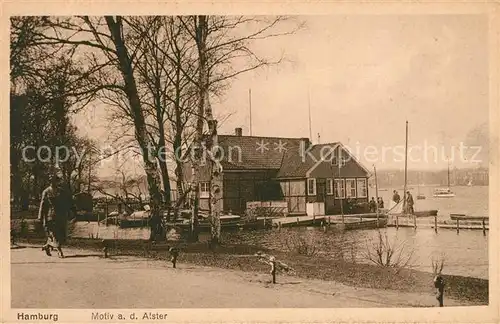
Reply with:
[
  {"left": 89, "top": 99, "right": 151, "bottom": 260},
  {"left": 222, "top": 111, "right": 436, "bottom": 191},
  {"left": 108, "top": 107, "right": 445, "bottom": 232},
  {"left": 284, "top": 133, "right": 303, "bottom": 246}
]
[{"left": 10, "top": 244, "right": 469, "bottom": 308}]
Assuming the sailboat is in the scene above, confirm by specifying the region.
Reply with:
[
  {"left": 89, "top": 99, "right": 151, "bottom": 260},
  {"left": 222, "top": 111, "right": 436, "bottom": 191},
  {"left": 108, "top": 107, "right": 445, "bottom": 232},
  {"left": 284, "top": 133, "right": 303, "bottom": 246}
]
[
  {"left": 416, "top": 173, "right": 426, "bottom": 200},
  {"left": 433, "top": 160, "right": 456, "bottom": 198},
  {"left": 417, "top": 184, "right": 426, "bottom": 200},
  {"left": 387, "top": 121, "right": 438, "bottom": 217}
]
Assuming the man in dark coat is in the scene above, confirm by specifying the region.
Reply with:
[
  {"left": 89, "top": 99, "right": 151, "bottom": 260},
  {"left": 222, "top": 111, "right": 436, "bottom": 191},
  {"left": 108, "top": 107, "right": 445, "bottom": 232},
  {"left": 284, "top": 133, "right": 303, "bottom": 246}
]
[
  {"left": 392, "top": 190, "right": 401, "bottom": 204},
  {"left": 38, "top": 175, "right": 69, "bottom": 258},
  {"left": 406, "top": 191, "right": 415, "bottom": 215}
]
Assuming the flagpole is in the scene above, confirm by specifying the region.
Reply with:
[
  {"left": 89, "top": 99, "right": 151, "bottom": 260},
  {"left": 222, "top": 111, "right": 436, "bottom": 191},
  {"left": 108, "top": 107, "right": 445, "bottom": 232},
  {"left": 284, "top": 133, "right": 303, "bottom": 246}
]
[
  {"left": 403, "top": 121, "right": 408, "bottom": 214},
  {"left": 249, "top": 89, "right": 253, "bottom": 136},
  {"left": 339, "top": 145, "right": 344, "bottom": 224},
  {"left": 374, "top": 165, "right": 380, "bottom": 226},
  {"left": 308, "top": 88, "right": 312, "bottom": 141}
]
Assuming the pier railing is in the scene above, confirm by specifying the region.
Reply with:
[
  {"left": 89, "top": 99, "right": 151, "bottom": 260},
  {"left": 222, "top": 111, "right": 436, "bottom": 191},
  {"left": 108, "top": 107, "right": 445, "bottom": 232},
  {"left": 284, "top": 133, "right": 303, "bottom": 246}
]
[{"left": 389, "top": 213, "right": 488, "bottom": 236}]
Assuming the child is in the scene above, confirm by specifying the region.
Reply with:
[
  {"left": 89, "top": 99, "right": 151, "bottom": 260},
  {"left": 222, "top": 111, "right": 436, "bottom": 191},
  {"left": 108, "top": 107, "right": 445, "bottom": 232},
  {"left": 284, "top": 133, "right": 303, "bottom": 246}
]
[
  {"left": 269, "top": 256, "right": 277, "bottom": 284},
  {"left": 168, "top": 246, "right": 179, "bottom": 268}
]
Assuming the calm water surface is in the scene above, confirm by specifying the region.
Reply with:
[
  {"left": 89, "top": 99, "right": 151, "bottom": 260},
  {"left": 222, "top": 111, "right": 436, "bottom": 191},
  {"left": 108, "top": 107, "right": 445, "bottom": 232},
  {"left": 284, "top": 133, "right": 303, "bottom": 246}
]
[
  {"left": 70, "top": 186, "right": 489, "bottom": 280},
  {"left": 378, "top": 185, "right": 488, "bottom": 219}
]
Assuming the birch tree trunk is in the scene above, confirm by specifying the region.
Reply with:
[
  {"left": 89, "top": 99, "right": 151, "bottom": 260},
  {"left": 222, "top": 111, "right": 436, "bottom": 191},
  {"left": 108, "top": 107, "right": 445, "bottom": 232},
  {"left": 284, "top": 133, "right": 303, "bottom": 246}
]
[
  {"left": 194, "top": 15, "right": 222, "bottom": 246},
  {"left": 105, "top": 16, "right": 163, "bottom": 227}
]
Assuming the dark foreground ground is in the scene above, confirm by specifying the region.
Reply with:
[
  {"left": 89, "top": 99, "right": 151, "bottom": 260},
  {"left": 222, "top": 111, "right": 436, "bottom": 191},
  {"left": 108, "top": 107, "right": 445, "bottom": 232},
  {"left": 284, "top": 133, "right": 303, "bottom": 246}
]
[
  {"left": 12, "top": 243, "right": 474, "bottom": 309},
  {"left": 12, "top": 236, "right": 488, "bottom": 307}
]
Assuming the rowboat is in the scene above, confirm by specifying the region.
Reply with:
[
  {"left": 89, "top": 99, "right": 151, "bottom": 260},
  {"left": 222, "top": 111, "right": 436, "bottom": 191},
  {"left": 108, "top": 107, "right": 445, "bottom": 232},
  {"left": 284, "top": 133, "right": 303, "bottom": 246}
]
[
  {"left": 343, "top": 217, "right": 388, "bottom": 230},
  {"left": 433, "top": 188, "right": 455, "bottom": 198}
]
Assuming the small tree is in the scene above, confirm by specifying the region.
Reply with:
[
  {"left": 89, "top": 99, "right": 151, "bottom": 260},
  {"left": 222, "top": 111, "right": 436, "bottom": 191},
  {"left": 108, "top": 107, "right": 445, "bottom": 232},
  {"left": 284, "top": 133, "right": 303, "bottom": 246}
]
[
  {"left": 362, "top": 230, "right": 415, "bottom": 273},
  {"left": 284, "top": 230, "right": 318, "bottom": 256}
]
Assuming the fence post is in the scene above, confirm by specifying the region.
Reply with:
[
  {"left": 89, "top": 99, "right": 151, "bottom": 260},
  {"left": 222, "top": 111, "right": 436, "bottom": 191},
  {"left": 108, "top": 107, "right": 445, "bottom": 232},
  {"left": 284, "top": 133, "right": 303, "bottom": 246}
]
[
  {"left": 396, "top": 215, "right": 399, "bottom": 230},
  {"left": 434, "top": 215, "right": 438, "bottom": 234},
  {"left": 313, "top": 215, "right": 315, "bottom": 225},
  {"left": 296, "top": 217, "right": 299, "bottom": 225},
  {"left": 482, "top": 218, "right": 486, "bottom": 236},
  {"left": 328, "top": 216, "right": 331, "bottom": 227},
  {"left": 456, "top": 219, "right": 460, "bottom": 234},
  {"left": 413, "top": 215, "right": 417, "bottom": 230}
]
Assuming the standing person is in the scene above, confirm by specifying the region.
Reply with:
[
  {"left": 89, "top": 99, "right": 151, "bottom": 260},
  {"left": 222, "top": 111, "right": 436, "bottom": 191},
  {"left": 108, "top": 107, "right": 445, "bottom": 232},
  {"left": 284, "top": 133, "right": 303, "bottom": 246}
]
[
  {"left": 37, "top": 175, "right": 66, "bottom": 258},
  {"left": 406, "top": 191, "right": 415, "bottom": 215},
  {"left": 168, "top": 246, "right": 179, "bottom": 268},
  {"left": 269, "top": 256, "right": 277, "bottom": 284},
  {"left": 392, "top": 190, "right": 401, "bottom": 204},
  {"left": 378, "top": 197, "right": 384, "bottom": 209},
  {"left": 369, "top": 197, "right": 377, "bottom": 213}
]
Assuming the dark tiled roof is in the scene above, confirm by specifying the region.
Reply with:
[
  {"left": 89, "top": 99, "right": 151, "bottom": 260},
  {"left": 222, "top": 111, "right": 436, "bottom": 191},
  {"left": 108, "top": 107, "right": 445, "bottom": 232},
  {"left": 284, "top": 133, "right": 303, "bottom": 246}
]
[
  {"left": 216, "top": 135, "right": 306, "bottom": 170},
  {"left": 205, "top": 134, "right": 367, "bottom": 178},
  {"left": 276, "top": 143, "right": 340, "bottom": 178}
]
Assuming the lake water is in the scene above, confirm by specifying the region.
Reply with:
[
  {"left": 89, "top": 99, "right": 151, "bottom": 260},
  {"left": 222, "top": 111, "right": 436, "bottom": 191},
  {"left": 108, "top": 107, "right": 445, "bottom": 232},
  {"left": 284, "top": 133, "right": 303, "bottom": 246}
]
[
  {"left": 70, "top": 185, "right": 490, "bottom": 280},
  {"left": 221, "top": 227, "right": 488, "bottom": 280},
  {"left": 378, "top": 185, "right": 488, "bottom": 219}
]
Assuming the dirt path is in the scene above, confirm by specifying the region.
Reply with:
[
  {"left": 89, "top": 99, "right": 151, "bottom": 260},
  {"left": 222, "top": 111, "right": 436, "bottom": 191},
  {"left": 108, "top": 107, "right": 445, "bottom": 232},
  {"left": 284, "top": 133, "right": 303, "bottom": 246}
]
[{"left": 10, "top": 244, "right": 468, "bottom": 308}]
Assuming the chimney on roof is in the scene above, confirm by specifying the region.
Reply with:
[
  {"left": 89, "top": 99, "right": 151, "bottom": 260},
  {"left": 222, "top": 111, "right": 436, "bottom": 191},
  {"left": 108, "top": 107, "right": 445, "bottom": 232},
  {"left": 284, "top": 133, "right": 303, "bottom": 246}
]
[
  {"left": 235, "top": 127, "right": 243, "bottom": 136},
  {"left": 300, "top": 137, "right": 311, "bottom": 148}
]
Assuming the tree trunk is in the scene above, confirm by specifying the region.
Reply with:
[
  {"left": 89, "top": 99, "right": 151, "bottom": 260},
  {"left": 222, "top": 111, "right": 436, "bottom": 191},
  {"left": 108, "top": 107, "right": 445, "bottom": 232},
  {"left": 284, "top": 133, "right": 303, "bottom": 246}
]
[
  {"left": 156, "top": 102, "right": 172, "bottom": 207},
  {"left": 195, "top": 15, "right": 221, "bottom": 246},
  {"left": 105, "top": 16, "right": 163, "bottom": 225},
  {"left": 172, "top": 74, "right": 185, "bottom": 220}
]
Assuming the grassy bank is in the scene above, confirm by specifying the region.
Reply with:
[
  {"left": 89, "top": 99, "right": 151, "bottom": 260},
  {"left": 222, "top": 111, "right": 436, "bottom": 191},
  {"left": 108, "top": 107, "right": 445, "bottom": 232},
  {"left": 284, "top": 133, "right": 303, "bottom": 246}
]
[{"left": 15, "top": 236, "right": 488, "bottom": 305}]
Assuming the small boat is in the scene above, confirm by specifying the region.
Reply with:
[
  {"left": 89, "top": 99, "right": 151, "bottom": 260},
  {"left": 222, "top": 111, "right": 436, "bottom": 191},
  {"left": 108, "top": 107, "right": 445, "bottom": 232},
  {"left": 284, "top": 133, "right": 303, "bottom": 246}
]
[
  {"left": 433, "top": 188, "right": 455, "bottom": 198},
  {"left": 342, "top": 217, "right": 388, "bottom": 230},
  {"left": 119, "top": 218, "right": 149, "bottom": 228},
  {"left": 386, "top": 200, "right": 438, "bottom": 218},
  {"left": 434, "top": 160, "right": 455, "bottom": 198},
  {"left": 414, "top": 209, "right": 438, "bottom": 217},
  {"left": 118, "top": 210, "right": 150, "bottom": 228},
  {"left": 416, "top": 179, "right": 425, "bottom": 200}
]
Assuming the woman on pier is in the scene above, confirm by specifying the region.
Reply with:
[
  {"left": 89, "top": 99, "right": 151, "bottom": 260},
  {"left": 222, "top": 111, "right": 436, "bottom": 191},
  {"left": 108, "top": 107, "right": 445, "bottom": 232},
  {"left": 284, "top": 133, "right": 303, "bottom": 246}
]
[{"left": 406, "top": 191, "right": 415, "bottom": 215}]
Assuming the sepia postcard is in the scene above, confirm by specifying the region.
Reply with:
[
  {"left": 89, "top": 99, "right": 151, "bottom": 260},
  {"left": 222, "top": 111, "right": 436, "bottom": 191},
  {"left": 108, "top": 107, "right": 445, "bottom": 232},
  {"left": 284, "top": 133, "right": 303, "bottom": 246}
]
[{"left": 2, "top": 1, "right": 499, "bottom": 323}]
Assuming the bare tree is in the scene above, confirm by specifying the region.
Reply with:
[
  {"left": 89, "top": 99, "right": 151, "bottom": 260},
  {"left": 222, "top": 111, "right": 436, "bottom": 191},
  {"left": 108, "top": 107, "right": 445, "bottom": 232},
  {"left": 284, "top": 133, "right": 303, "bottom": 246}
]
[
  {"left": 30, "top": 16, "right": 165, "bottom": 220},
  {"left": 362, "top": 230, "right": 415, "bottom": 273},
  {"left": 178, "top": 15, "right": 303, "bottom": 243},
  {"left": 127, "top": 16, "right": 200, "bottom": 213},
  {"left": 92, "top": 170, "right": 147, "bottom": 214}
]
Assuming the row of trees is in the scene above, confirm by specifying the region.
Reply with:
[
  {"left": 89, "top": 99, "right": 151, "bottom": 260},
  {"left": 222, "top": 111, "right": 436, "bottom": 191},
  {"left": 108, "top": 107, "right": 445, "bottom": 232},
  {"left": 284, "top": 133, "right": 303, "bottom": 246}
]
[{"left": 10, "top": 15, "right": 301, "bottom": 243}]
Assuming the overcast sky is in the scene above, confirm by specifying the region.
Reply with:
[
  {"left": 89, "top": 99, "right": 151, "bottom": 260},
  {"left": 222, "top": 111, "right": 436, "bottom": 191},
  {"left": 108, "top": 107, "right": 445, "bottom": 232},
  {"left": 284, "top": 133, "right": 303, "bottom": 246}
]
[{"left": 74, "top": 14, "right": 489, "bottom": 177}]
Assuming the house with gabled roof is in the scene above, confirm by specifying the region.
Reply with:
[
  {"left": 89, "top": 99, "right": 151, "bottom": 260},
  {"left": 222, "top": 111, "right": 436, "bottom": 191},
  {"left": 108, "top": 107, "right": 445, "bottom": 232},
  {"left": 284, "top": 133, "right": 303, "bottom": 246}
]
[{"left": 183, "top": 127, "right": 371, "bottom": 216}]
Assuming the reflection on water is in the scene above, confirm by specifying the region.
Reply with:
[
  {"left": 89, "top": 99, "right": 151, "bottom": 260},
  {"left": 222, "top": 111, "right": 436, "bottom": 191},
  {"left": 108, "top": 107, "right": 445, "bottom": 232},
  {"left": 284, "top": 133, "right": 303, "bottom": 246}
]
[
  {"left": 222, "top": 227, "right": 488, "bottom": 280},
  {"left": 69, "top": 185, "right": 489, "bottom": 279},
  {"left": 70, "top": 221, "right": 488, "bottom": 280}
]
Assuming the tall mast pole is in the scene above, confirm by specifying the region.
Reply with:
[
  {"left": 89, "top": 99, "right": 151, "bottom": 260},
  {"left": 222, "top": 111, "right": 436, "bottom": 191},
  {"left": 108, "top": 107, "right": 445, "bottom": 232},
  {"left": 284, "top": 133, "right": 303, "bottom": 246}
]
[
  {"left": 308, "top": 88, "right": 312, "bottom": 141},
  {"left": 447, "top": 158, "right": 450, "bottom": 188},
  {"left": 249, "top": 89, "right": 253, "bottom": 136},
  {"left": 339, "top": 145, "right": 344, "bottom": 223},
  {"left": 374, "top": 165, "right": 380, "bottom": 225},
  {"left": 403, "top": 121, "right": 408, "bottom": 214}
]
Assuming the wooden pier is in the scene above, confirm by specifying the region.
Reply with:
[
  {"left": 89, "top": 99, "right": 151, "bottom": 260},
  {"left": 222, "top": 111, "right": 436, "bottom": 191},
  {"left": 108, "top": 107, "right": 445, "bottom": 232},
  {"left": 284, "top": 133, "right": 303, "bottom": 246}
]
[
  {"left": 387, "top": 213, "right": 489, "bottom": 235},
  {"left": 270, "top": 214, "right": 388, "bottom": 230}
]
